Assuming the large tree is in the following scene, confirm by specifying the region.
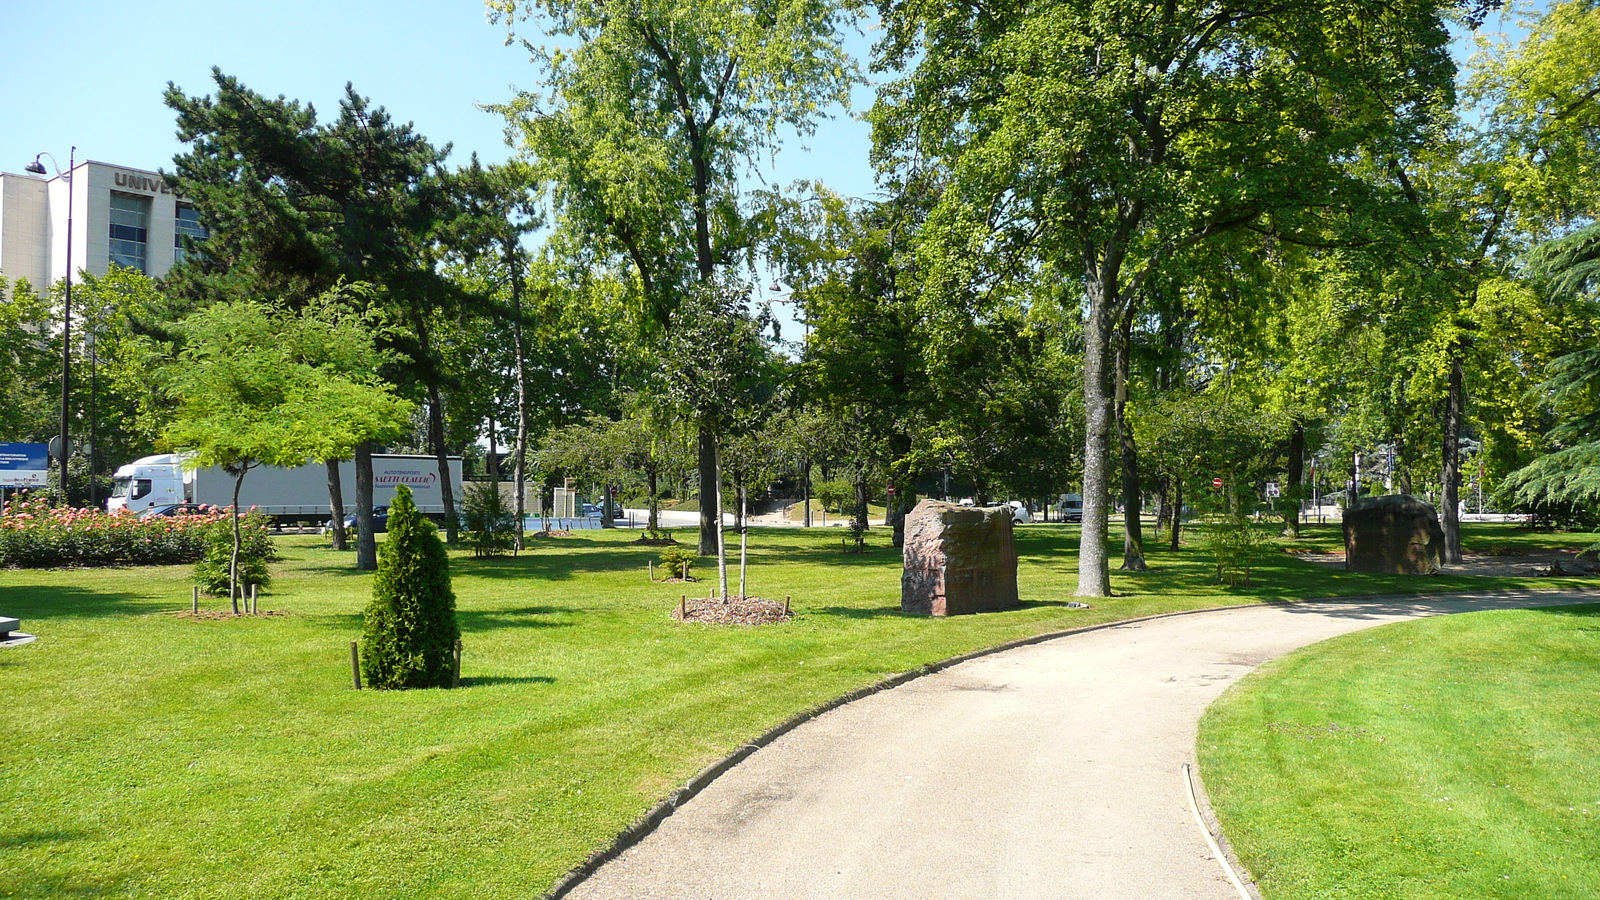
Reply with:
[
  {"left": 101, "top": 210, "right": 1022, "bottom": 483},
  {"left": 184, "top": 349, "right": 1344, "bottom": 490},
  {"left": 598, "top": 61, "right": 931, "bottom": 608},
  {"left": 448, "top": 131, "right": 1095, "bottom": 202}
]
[
  {"left": 873, "top": 0, "right": 1464, "bottom": 595},
  {"left": 159, "top": 296, "right": 412, "bottom": 608},
  {"left": 165, "top": 70, "right": 465, "bottom": 557},
  {"left": 487, "top": 0, "right": 862, "bottom": 555}
]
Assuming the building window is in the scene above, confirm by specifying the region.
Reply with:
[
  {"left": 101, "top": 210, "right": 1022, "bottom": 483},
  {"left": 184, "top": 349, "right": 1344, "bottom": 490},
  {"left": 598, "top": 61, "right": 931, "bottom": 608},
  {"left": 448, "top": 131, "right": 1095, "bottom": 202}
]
[
  {"left": 174, "top": 204, "right": 207, "bottom": 264},
  {"left": 109, "top": 193, "right": 150, "bottom": 272}
]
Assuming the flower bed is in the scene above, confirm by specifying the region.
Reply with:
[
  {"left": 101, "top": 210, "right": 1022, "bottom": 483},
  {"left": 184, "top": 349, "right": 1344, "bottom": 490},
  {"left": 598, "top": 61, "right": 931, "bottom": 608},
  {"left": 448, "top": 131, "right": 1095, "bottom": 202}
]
[{"left": 0, "top": 500, "right": 233, "bottom": 568}]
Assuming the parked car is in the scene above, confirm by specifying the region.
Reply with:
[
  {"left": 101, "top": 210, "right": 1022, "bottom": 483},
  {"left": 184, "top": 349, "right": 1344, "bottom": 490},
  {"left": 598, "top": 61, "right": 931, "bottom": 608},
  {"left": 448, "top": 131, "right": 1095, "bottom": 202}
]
[
  {"left": 327, "top": 506, "right": 390, "bottom": 534},
  {"left": 1006, "top": 501, "right": 1032, "bottom": 524},
  {"left": 138, "top": 502, "right": 206, "bottom": 518}
]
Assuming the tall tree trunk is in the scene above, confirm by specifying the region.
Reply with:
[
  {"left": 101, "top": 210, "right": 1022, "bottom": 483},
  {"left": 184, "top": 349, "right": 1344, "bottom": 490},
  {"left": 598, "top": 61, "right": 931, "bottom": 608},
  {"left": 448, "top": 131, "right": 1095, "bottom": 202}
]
[
  {"left": 601, "top": 480, "right": 616, "bottom": 529},
  {"left": 647, "top": 467, "right": 660, "bottom": 534},
  {"left": 1395, "top": 430, "right": 1413, "bottom": 495},
  {"left": 1078, "top": 274, "right": 1117, "bottom": 597},
  {"left": 355, "top": 443, "right": 378, "bottom": 571},
  {"left": 1155, "top": 476, "right": 1172, "bottom": 533},
  {"left": 854, "top": 475, "right": 869, "bottom": 532},
  {"left": 801, "top": 456, "right": 812, "bottom": 527},
  {"left": 425, "top": 382, "right": 459, "bottom": 544},
  {"left": 1169, "top": 481, "right": 1183, "bottom": 551},
  {"left": 712, "top": 439, "right": 728, "bottom": 601},
  {"left": 326, "top": 459, "right": 347, "bottom": 551},
  {"left": 1115, "top": 310, "right": 1147, "bottom": 571},
  {"left": 1441, "top": 354, "right": 1465, "bottom": 563},
  {"left": 889, "top": 434, "right": 913, "bottom": 548},
  {"left": 230, "top": 466, "right": 247, "bottom": 614},
  {"left": 510, "top": 247, "right": 530, "bottom": 552},
  {"left": 697, "top": 427, "right": 720, "bottom": 555},
  {"left": 487, "top": 416, "right": 498, "bottom": 479},
  {"left": 1282, "top": 419, "right": 1305, "bottom": 538}
]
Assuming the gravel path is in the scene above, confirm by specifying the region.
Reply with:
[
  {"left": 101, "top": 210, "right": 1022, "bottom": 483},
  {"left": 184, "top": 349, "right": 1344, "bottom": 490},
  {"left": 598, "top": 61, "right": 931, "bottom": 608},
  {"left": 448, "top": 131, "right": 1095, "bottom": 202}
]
[{"left": 560, "top": 589, "right": 1596, "bottom": 900}]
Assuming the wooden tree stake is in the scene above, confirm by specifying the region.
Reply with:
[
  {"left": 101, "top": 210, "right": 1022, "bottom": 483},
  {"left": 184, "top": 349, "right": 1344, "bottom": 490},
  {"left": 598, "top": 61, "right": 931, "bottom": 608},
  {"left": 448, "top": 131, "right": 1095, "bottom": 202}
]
[
  {"left": 192, "top": 585, "right": 199, "bottom": 614},
  {"left": 452, "top": 639, "right": 462, "bottom": 689},
  {"left": 350, "top": 641, "right": 362, "bottom": 690}
]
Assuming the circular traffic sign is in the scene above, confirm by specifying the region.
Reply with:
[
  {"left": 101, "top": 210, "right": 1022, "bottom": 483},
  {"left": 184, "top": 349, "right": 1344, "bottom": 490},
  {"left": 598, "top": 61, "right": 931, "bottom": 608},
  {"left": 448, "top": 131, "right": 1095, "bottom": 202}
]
[{"left": 1212, "top": 477, "right": 1223, "bottom": 489}]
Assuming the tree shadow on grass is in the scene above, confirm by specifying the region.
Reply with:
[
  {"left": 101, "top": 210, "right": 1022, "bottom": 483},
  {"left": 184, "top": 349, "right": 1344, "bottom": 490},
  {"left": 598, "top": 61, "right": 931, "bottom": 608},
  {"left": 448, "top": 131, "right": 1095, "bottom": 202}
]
[
  {"left": 0, "top": 584, "right": 151, "bottom": 621},
  {"left": 458, "top": 606, "right": 579, "bottom": 632},
  {"left": 460, "top": 674, "right": 556, "bottom": 687},
  {"left": 456, "top": 548, "right": 660, "bottom": 581},
  {"left": 2, "top": 829, "right": 88, "bottom": 850},
  {"left": 808, "top": 604, "right": 913, "bottom": 620}
]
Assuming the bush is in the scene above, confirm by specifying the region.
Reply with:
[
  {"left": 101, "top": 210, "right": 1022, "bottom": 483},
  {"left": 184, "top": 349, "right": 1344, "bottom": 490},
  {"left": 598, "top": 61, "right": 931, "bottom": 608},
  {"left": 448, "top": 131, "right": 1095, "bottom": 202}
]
[
  {"left": 462, "top": 481, "right": 517, "bottom": 558},
  {"left": 193, "top": 511, "right": 276, "bottom": 596},
  {"left": 659, "top": 545, "right": 696, "bottom": 579},
  {"left": 1202, "top": 512, "right": 1272, "bottom": 587},
  {"left": 360, "top": 484, "right": 460, "bottom": 690},
  {"left": 0, "top": 497, "right": 228, "bottom": 568}
]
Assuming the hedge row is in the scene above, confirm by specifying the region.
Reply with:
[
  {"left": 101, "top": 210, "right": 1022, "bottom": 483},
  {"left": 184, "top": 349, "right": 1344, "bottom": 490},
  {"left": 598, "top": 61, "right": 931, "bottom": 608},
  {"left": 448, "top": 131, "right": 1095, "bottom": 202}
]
[{"left": 0, "top": 500, "right": 256, "bottom": 569}]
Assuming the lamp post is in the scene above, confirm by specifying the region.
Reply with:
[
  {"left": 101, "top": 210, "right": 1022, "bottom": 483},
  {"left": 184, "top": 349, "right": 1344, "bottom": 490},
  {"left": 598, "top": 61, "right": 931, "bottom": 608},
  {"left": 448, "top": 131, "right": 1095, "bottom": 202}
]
[{"left": 26, "top": 147, "right": 74, "bottom": 505}]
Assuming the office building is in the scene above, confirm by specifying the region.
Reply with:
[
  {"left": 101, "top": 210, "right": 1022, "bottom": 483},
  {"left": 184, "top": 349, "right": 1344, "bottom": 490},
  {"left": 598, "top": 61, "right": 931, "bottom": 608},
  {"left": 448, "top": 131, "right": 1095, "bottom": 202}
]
[{"left": 0, "top": 159, "right": 205, "bottom": 293}]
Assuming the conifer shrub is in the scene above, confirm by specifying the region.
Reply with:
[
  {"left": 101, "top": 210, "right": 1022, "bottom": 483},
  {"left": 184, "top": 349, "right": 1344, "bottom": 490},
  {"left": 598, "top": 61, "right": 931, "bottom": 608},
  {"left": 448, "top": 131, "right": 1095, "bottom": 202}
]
[{"left": 360, "top": 485, "right": 460, "bottom": 689}]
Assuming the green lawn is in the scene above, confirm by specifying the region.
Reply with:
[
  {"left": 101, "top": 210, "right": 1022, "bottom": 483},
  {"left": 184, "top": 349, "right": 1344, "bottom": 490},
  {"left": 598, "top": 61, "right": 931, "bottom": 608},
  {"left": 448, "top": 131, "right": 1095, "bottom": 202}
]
[
  {"left": 1199, "top": 605, "right": 1600, "bottom": 900},
  {"left": 1, "top": 521, "right": 1595, "bottom": 899}
]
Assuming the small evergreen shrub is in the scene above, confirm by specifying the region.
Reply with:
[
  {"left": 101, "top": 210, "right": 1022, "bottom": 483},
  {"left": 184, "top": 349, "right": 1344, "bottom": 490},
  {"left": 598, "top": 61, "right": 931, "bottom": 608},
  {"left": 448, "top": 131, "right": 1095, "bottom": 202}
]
[
  {"left": 193, "top": 511, "right": 276, "bottom": 596},
  {"left": 360, "top": 484, "right": 460, "bottom": 690},
  {"left": 659, "top": 545, "right": 696, "bottom": 579},
  {"left": 462, "top": 481, "right": 517, "bottom": 558}
]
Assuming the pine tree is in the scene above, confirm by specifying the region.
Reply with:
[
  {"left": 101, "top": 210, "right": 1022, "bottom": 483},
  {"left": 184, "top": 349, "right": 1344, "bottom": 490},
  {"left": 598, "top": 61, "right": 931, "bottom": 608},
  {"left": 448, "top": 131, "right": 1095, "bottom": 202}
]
[{"left": 360, "top": 484, "right": 459, "bottom": 689}]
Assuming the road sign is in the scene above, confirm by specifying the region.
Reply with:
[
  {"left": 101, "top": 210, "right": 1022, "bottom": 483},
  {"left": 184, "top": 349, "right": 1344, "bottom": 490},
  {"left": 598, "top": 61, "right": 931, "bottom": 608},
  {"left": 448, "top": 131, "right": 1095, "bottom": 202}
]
[
  {"left": 0, "top": 443, "right": 49, "bottom": 488},
  {"left": 1266, "top": 482, "right": 1280, "bottom": 498},
  {"left": 1212, "top": 477, "right": 1223, "bottom": 489}
]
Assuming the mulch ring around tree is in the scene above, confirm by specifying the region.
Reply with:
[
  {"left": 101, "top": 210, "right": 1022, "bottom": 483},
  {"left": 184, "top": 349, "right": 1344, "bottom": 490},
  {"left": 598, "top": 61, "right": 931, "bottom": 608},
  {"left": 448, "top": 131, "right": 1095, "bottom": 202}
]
[
  {"left": 175, "top": 610, "right": 289, "bottom": 621},
  {"left": 673, "top": 595, "right": 792, "bottom": 626},
  {"left": 632, "top": 536, "right": 679, "bottom": 546}
]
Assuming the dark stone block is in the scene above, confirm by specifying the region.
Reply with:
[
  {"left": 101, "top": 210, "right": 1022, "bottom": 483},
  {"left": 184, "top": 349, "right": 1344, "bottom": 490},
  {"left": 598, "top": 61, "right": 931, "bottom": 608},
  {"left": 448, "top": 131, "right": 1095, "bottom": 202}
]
[
  {"left": 901, "top": 500, "right": 1020, "bottom": 616},
  {"left": 1343, "top": 495, "right": 1445, "bottom": 575}
]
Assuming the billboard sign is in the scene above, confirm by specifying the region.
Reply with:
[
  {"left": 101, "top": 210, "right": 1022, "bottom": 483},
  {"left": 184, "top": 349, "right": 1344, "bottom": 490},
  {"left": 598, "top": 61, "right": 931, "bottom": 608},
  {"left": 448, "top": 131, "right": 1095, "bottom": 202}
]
[{"left": 0, "top": 443, "right": 49, "bottom": 488}]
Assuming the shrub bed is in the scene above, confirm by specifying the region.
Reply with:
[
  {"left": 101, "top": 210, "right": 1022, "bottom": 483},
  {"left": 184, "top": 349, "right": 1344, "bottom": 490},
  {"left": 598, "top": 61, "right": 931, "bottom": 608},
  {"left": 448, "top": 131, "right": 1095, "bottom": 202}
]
[{"left": 0, "top": 499, "right": 236, "bottom": 568}]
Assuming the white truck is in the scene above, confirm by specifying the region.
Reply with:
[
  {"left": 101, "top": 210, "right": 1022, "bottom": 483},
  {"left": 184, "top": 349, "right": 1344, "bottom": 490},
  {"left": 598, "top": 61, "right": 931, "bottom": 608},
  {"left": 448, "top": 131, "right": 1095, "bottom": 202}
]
[{"left": 106, "top": 453, "right": 464, "bottom": 524}]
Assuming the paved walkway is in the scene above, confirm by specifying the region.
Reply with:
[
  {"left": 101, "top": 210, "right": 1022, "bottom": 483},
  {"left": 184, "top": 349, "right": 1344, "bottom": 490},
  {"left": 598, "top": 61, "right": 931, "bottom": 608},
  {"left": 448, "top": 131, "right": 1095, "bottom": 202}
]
[{"left": 564, "top": 589, "right": 1595, "bottom": 900}]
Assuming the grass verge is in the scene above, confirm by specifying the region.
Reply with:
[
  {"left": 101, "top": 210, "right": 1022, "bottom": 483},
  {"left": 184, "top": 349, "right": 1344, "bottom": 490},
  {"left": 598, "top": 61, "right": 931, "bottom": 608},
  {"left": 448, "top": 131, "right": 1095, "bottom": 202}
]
[
  {"left": 1199, "top": 604, "right": 1600, "bottom": 900},
  {"left": 1, "top": 520, "right": 1596, "bottom": 898}
]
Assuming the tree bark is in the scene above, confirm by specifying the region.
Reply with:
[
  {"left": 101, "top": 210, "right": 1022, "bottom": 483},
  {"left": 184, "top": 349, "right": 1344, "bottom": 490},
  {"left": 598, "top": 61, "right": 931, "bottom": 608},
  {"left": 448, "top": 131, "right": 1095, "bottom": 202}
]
[
  {"left": 510, "top": 245, "right": 529, "bottom": 552},
  {"left": 355, "top": 442, "right": 377, "bottom": 571},
  {"left": 647, "top": 467, "right": 660, "bottom": 534},
  {"left": 697, "top": 426, "right": 720, "bottom": 555},
  {"left": 801, "top": 456, "right": 812, "bottom": 527},
  {"left": 1078, "top": 273, "right": 1116, "bottom": 597},
  {"left": 1282, "top": 419, "right": 1305, "bottom": 538},
  {"left": 230, "top": 466, "right": 247, "bottom": 614},
  {"left": 1168, "top": 481, "right": 1183, "bottom": 551},
  {"left": 326, "top": 459, "right": 347, "bottom": 551},
  {"left": 425, "top": 382, "right": 459, "bottom": 544},
  {"left": 1441, "top": 353, "right": 1465, "bottom": 563},
  {"left": 854, "top": 475, "right": 869, "bottom": 532},
  {"left": 1115, "top": 310, "right": 1147, "bottom": 571}
]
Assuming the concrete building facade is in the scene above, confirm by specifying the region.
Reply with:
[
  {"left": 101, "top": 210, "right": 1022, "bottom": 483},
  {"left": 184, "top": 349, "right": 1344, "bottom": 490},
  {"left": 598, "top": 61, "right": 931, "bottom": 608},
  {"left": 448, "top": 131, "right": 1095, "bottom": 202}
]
[{"left": 0, "top": 159, "right": 204, "bottom": 293}]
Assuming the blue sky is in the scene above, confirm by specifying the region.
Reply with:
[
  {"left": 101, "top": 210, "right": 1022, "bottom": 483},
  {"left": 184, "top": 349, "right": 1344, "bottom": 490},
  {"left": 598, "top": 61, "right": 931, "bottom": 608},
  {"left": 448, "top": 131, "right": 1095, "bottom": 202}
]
[{"left": 0, "top": 0, "right": 879, "bottom": 198}]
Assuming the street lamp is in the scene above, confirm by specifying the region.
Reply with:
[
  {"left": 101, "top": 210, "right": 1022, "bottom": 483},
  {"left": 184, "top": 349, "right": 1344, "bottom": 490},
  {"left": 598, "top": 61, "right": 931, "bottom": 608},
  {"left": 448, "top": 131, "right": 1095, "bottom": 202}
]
[{"left": 26, "top": 147, "right": 75, "bottom": 505}]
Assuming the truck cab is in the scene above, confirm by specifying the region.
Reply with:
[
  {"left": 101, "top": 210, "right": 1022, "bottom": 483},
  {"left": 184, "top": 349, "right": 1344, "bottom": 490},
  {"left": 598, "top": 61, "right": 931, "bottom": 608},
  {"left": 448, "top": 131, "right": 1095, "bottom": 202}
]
[{"left": 108, "top": 454, "right": 191, "bottom": 513}]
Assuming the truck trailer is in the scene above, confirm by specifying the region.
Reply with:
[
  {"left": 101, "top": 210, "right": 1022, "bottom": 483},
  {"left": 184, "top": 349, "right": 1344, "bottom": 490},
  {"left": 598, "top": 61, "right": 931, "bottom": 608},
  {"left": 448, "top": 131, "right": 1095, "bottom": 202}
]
[{"left": 107, "top": 454, "right": 465, "bottom": 523}]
